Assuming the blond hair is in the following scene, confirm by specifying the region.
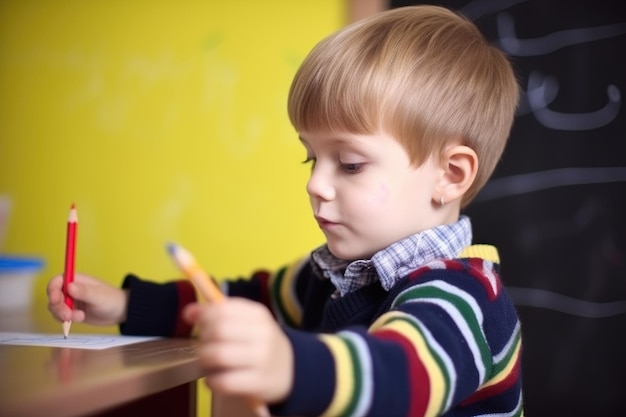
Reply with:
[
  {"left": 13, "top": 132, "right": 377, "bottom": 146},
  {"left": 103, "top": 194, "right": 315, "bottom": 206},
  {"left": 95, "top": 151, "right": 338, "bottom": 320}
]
[{"left": 288, "top": 5, "right": 519, "bottom": 206}]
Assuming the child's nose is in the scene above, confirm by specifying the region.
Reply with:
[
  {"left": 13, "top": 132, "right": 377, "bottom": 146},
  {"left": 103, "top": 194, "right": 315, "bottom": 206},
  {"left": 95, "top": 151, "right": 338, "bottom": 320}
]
[{"left": 306, "top": 168, "right": 335, "bottom": 201}]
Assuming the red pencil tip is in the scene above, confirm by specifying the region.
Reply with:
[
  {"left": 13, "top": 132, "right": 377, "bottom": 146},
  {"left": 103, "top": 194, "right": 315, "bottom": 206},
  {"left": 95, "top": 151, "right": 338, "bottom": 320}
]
[{"left": 71, "top": 203, "right": 76, "bottom": 209}]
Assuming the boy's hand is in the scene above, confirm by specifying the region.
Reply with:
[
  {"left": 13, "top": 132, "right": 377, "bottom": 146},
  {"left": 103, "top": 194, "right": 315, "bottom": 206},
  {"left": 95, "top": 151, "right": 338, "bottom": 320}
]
[
  {"left": 183, "top": 298, "right": 294, "bottom": 404},
  {"left": 47, "top": 273, "right": 129, "bottom": 326}
]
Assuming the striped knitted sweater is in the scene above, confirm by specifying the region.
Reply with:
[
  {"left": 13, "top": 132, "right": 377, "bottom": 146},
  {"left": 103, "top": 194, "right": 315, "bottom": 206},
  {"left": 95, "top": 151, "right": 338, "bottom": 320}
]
[
  {"left": 120, "top": 245, "right": 523, "bottom": 417},
  {"left": 226, "top": 245, "right": 523, "bottom": 417}
]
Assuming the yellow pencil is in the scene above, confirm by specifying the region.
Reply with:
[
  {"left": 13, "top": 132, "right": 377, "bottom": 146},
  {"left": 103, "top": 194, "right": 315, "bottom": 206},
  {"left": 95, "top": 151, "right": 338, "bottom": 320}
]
[
  {"left": 167, "top": 242, "right": 224, "bottom": 303},
  {"left": 166, "top": 242, "right": 270, "bottom": 417}
]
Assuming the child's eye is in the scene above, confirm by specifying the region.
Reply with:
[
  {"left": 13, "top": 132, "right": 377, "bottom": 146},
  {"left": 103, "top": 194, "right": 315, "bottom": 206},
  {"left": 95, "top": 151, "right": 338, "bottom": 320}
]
[
  {"left": 302, "top": 157, "right": 316, "bottom": 168},
  {"left": 340, "top": 162, "right": 364, "bottom": 174}
]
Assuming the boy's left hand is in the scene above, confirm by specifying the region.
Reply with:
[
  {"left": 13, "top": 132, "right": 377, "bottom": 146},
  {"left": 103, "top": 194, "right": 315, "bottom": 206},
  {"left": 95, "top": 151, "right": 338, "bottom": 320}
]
[{"left": 183, "top": 298, "right": 294, "bottom": 404}]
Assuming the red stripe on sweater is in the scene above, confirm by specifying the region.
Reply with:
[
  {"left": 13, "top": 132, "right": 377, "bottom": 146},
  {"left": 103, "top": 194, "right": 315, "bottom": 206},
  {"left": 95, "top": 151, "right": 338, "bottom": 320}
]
[
  {"left": 375, "top": 329, "right": 430, "bottom": 417},
  {"left": 173, "top": 280, "right": 196, "bottom": 337},
  {"left": 408, "top": 260, "right": 465, "bottom": 282},
  {"left": 254, "top": 271, "right": 272, "bottom": 309},
  {"left": 467, "top": 258, "right": 501, "bottom": 301},
  {"left": 461, "top": 350, "right": 521, "bottom": 405}
]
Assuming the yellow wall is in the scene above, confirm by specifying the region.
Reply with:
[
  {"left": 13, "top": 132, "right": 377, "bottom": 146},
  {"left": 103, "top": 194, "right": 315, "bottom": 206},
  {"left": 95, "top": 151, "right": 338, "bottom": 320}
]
[{"left": 0, "top": 0, "right": 345, "bottom": 414}]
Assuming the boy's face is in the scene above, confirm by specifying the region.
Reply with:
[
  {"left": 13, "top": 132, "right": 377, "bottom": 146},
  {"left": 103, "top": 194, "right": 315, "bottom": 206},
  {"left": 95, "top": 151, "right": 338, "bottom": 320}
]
[{"left": 300, "top": 130, "right": 441, "bottom": 261}]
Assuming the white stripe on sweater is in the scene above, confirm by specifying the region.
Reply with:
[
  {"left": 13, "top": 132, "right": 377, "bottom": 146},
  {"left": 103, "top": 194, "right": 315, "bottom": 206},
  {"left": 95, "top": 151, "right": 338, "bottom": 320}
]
[
  {"left": 337, "top": 330, "right": 374, "bottom": 417},
  {"left": 394, "top": 280, "right": 488, "bottom": 384}
]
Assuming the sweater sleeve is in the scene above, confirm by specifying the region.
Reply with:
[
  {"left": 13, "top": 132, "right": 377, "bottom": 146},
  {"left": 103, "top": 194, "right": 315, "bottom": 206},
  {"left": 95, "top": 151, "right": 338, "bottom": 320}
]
[
  {"left": 270, "top": 260, "right": 523, "bottom": 417},
  {"left": 117, "top": 255, "right": 311, "bottom": 337},
  {"left": 119, "top": 274, "right": 197, "bottom": 337},
  {"left": 223, "top": 270, "right": 272, "bottom": 305},
  {"left": 225, "top": 255, "right": 314, "bottom": 327}
]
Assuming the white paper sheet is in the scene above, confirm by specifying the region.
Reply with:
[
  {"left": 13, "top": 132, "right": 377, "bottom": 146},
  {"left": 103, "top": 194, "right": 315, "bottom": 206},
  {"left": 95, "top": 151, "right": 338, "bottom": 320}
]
[{"left": 0, "top": 332, "right": 160, "bottom": 350}]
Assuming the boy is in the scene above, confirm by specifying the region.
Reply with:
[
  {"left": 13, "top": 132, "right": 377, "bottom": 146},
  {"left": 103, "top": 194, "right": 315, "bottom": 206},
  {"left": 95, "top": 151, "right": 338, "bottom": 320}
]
[{"left": 48, "top": 5, "right": 523, "bottom": 416}]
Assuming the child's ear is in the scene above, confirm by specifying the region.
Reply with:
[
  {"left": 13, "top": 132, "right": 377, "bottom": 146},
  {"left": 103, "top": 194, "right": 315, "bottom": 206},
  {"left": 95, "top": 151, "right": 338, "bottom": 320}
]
[{"left": 434, "top": 145, "right": 478, "bottom": 206}]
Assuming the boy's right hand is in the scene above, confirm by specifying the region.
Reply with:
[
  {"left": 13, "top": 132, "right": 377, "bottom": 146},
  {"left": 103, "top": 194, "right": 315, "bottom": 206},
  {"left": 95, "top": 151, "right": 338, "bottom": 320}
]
[{"left": 47, "top": 273, "right": 129, "bottom": 326}]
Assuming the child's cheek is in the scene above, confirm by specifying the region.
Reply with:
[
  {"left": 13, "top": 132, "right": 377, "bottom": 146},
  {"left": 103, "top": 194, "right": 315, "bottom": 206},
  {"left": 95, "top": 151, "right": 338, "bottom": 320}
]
[{"left": 369, "top": 182, "right": 390, "bottom": 205}]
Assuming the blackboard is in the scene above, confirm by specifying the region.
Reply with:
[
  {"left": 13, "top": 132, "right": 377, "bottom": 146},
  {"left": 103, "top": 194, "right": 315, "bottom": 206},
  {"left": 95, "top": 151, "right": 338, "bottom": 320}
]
[{"left": 389, "top": 1, "right": 626, "bottom": 415}]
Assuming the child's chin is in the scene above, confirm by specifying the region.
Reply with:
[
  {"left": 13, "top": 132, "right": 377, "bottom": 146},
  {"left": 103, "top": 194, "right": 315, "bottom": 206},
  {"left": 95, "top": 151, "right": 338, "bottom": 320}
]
[{"left": 326, "top": 243, "right": 372, "bottom": 261}]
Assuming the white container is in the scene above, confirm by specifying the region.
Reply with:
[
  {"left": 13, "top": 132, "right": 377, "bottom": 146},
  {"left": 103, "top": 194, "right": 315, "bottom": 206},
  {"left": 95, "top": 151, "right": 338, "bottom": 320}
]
[{"left": 0, "top": 256, "right": 44, "bottom": 313}]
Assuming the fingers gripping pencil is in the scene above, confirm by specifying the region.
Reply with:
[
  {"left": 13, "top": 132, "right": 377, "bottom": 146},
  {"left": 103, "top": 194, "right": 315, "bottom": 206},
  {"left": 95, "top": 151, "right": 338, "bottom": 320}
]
[{"left": 166, "top": 242, "right": 270, "bottom": 417}]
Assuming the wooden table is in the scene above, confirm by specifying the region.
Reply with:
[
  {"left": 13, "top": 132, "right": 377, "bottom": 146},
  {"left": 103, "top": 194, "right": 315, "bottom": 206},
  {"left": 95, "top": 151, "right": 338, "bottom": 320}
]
[{"left": 0, "top": 331, "right": 204, "bottom": 417}]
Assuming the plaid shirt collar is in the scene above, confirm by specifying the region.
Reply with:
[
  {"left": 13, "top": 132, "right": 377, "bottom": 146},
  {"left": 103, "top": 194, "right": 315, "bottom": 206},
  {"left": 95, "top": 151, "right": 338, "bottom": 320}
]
[{"left": 311, "top": 215, "right": 472, "bottom": 297}]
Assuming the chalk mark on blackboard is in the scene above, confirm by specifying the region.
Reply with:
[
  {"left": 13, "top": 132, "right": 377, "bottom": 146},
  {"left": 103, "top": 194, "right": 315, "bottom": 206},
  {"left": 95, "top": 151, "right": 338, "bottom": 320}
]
[
  {"left": 497, "top": 12, "right": 626, "bottom": 56},
  {"left": 520, "top": 71, "right": 621, "bottom": 131},
  {"left": 460, "top": 0, "right": 527, "bottom": 22},
  {"left": 507, "top": 287, "right": 626, "bottom": 318},
  {"left": 475, "top": 167, "right": 626, "bottom": 202}
]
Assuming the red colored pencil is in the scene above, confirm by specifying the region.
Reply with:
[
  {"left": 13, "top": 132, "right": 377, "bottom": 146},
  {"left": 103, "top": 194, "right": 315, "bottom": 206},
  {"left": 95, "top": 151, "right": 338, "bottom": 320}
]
[{"left": 62, "top": 203, "right": 78, "bottom": 338}]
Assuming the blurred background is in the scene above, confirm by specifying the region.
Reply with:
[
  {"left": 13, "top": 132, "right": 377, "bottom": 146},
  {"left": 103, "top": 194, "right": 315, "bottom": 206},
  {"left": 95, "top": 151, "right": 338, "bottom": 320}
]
[{"left": 0, "top": 0, "right": 346, "bottom": 321}]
